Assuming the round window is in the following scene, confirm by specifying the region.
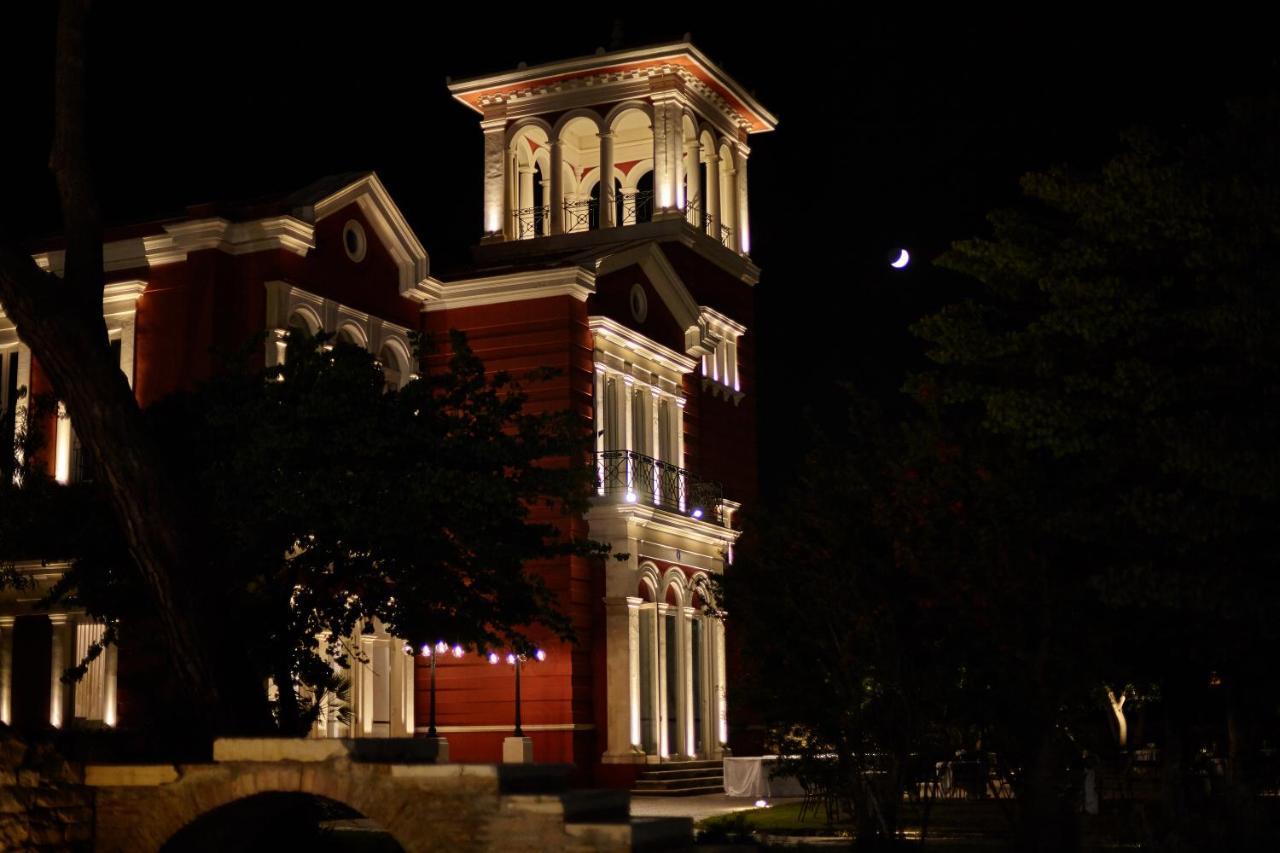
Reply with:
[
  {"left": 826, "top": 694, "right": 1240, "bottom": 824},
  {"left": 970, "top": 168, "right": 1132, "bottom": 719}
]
[
  {"left": 629, "top": 283, "right": 648, "bottom": 322},
  {"left": 342, "top": 220, "right": 367, "bottom": 262}
]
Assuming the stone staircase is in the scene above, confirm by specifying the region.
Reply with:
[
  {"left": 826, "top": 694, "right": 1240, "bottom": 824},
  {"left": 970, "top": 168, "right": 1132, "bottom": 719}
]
[{"left": 630, "top": 759, "right": 725, "bottom": 797}]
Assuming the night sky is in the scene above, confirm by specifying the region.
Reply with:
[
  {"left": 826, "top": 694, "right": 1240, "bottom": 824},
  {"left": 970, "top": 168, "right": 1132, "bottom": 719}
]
[{"left": 6, "top": 8, "right": 1275, "bottom": 495}]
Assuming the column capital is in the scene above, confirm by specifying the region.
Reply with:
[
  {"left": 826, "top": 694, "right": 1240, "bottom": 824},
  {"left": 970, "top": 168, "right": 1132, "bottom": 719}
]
[
  {"left": 0, "top": 616, "right": 14, "bottom": 628},
  {"left": 596, "top": 130, "right": 614, "bottom": 140},
  {"left": 480, "top": 117, "right": 507, "bottom": 133}
]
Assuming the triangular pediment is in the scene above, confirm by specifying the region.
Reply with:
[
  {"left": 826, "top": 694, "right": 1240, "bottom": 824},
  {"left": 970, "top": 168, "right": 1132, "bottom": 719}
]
[{"left": 297, "top": 173, "right": 431, "bottom": 299}]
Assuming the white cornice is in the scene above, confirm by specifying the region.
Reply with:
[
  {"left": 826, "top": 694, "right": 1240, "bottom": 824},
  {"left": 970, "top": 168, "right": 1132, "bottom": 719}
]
[
  {"left": 421, "top": 267, "right": 595, "bottom": 312},
  {"left": 587, "top": 501, "right": 741, "bottom": 550},
  {"left": 153, "top": 216, "right": 316, "bottom": 263},
  {"left": 699, "top": 305, "right": 747, "bottom": 337},
  {"left": 34, "top": 238, "right": 150, "bottom": 275},
  {"left": 449, "top": 41, "right": 777, "bottom": 134},
  {"left": 589, "top": 315, "right": 697, "bottom": 375}
]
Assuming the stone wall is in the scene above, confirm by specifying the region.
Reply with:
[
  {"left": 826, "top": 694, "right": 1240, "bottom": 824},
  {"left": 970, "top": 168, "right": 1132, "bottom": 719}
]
[{"left": 0, "top": 728, "right": 92, "bottom": 851}]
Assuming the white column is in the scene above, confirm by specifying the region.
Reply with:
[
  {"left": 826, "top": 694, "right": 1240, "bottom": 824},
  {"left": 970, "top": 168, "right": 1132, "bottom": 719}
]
[
  {"left": 49, "top": 613, "right": 75, "bottom": 728},
  {"left": 650, "top": 389, "right": 662, "bottom": 505},
  {"left": 518, "top": 166, "right": 535, "bottom": 239},
  {"left": 713, "top": 616, "right": 728, "bottom": 753},
  {"left": 594, "top": 366, "right": 607, "bottom": 494},
  {"left": 599, "top": 131, "right": 616, "bottom": 228},
  {"left": 54, "top": 403, "right": 72, "bottom": 484},
  {"left": 0, "top": 616, "right": 13, "bottom": 725},
  {"left": 704, "top": 151, "right": 720, "bottom": 238},
  {"left": 549, "top": 140, "right": 564, "bottom": 235},
  {"left": 735, "top": 145, "right": 751, "bottom": 254},
  {"left": 11, "top": 346, "right": 31, "bottom": 475},
  {"left": 481, "top": 118, "right": 507, "bottom": 238},
  {"left": 684, "top": 139, "right": 702, "bottom": 227},
  {"left": 539, "top": 177, "right": 551, "bottom": 236},
  {"left": 604, "top": 596, "right": 642, "bottom": 759}
]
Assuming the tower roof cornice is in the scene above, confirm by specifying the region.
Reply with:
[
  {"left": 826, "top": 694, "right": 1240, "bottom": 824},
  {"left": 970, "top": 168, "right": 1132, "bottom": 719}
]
[{"left": 448, "top": 41, "right": 777, "bottom": 134}]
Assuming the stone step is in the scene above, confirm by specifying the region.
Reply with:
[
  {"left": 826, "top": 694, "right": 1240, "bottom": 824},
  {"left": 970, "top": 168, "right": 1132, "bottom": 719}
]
[
  {"left": 629, "top": 783, "right": 726, "bottom": 797},
  {"left": 635, "top": 766, "right": 725, "bottom": 781},
  {"left": 633, "top": 775, "right": 723, "bottom": 790},
  {"left": 641, "top": 759, "right": 722, "bottom": 772}
]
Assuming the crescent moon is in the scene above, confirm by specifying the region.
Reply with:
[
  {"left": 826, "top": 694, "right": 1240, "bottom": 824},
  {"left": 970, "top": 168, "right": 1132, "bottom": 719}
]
[{"left": 890, "top": 249, "right": 910, "bottom": 269}]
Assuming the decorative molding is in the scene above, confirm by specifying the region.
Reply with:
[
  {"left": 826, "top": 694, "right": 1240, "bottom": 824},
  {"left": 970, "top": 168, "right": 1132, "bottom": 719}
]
[
  {"left": 589, "top": 316, "right": 697, "bottom": 376},
  {"left": 421, "top": 266, "right": 595, "bottom": 312}
]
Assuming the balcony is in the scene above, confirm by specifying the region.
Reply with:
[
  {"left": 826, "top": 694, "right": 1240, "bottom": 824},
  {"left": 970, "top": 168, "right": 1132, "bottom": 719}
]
[{"left": 595, "top": 450, "right": 726, "bottom": 526}]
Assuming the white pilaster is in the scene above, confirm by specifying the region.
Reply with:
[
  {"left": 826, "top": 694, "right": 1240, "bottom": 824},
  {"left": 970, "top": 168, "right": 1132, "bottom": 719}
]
[
  {"left": 481, "top": 118, "right": 507, "bottom": 238},
  {"left": 104, "top": 641, "right": 118, "bottom": 727},
  {"left": 680, "top": 606, "right": 695, "bottom": 757},
  {"left": 603, "top": 596, "right": 642, "bottom": 759},
  {"left": 720, "top": 159, "right": 738, "bottom": 251},
  {"left": 651, "top": 96, "right": 685, "bottom": 214},
  {"left": 622, "top": 375, "right": 635, "bottom": 494},
  {"left": 0, "top": 616, "right": 13, "bottom": 725},
  {"left": 735, "top": 144, "right": 751, "bottom": 254},
  {"left": 49, "top": 613, "right": 76, "bottom": 728},
  {"left": 599, "top": 131, "right": 616, "bottom": 228},
  {"left": 656, "top": 603, "right": 671, "bottom": 757},
  {"left": 518, "top": 166, "right": 535, "bottom": 239},
  {"left": 684, "top": 139, "right": 702, "bottom": 227}
]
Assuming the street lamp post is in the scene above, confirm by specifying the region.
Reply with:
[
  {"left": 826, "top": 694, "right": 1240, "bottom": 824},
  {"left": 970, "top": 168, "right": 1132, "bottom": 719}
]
[
  {"left": 490, "top": 648, "right": 546, "bottom": 763},
  {"left": 420, "top": 641, "right": 463, "bottom": 761}
]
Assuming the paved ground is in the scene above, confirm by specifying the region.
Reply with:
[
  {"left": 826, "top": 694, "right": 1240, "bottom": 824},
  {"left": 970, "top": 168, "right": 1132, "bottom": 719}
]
[{"left": 629, "top": 794, "right": 803, "bottom": 823}]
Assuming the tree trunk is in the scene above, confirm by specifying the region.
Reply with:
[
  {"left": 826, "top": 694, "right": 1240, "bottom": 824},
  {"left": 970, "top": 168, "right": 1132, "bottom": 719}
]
[{"left": 0, "top": 0, "right": 266, "bottom": 735}]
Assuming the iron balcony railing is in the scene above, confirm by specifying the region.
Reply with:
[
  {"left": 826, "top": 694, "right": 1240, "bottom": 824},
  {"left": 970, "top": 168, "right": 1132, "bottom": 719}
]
[
  {"left": 563, "top": 198, "right": 599, "bottom": 232},
  {"left": 512, "top": 205, "right": 549, "bottom": 240},
  {"left": 595, "top": 450, "right": 725, "bottom": 525},
  {"left": 619, "top": 190, "right": 654, "bottom": 226},
  {"left": 684, "top": 198, "right": 734, "bottom": 248}
]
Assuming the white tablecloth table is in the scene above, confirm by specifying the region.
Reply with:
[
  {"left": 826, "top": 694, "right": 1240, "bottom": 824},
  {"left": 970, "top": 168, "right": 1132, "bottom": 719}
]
[{"left": 722, "top": 756, "right": 806, "bottom": 798}]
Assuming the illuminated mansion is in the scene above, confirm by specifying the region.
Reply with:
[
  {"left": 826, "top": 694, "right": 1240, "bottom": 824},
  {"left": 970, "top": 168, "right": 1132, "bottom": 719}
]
[{"left": 0, "top": 41, "right": 773, "bottom": 786}]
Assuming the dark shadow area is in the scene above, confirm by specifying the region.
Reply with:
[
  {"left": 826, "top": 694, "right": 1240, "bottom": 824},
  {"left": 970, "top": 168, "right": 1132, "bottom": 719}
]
[{"left": 161, "top": 792, "right": 404, "bottom": 853}]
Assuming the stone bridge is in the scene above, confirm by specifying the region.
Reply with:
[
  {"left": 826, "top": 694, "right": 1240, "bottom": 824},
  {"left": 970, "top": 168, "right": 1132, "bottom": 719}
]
[{"left": 84, "top": 739, "right": 691, "bottom": 852}]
